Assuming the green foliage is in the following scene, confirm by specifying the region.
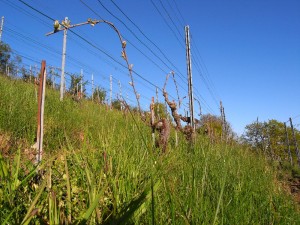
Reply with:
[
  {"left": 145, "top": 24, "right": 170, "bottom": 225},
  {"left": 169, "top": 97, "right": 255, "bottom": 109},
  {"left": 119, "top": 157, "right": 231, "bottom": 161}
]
[
  {"left": 196, "top": 114, "right": 234, "bottom": 142},
  {"left": 154, "top": 102, "right": 168, "bottom": 119},
  {"left": 0, "top": 42, "right": 22, "bottom": 77},
  {"left": 0, "top": 42, "right": 11, "bottom": 73},
  {"left": 68, "top": 73, "right": 87, "bottom": 98},
  {"left": 91, "top": 86, "right": 106, "bottom": 103},
  {"left": 111, "top": 99, "right": 122, "bottom": 110},
  {"left": 0, "top": 75, "right": 300, "bottom": 224},
  {"left": 242, "top": 119, "right": 300, "bottom": 162}
]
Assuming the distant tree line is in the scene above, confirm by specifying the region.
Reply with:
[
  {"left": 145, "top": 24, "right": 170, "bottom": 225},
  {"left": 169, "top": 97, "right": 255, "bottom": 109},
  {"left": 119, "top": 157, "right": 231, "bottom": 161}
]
[{"left": 241, "top": 119, "right": 300, "bottom": 166}]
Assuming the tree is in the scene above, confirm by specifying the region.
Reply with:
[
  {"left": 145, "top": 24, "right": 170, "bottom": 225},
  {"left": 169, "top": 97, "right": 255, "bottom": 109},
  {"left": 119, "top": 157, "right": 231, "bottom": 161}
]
[
  {"left": 111, "top": 99, "right": 122, "bottom": 110},
  {"left": 68, "top": 73, "right": 87, "bottom": 98},
  {"left": 242, "top": 119, "right": 300, "bottom": 161},
  {"left": 242, "top": 120, "right": 267, "bottom": 152},
  {"left": 9, "top": 54, "right": 22, "bottom": 77},
  {"left": 154, "top": 102, "right": 169, "bottom": 120},
  {"left": 92, "top": 86, "right": 106, "bottom": 104},
  {"left": 0, "top": 42, "right": 11, "bottom": 74},
  {"left": 21, "top": 66, "right": 34, "bottom": 83}
]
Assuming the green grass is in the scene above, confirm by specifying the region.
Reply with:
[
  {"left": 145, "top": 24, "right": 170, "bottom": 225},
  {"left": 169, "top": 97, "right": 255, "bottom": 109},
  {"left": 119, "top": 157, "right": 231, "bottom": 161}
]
[{"left": 0, "top": 75, "right": 299, "bottom": 224}]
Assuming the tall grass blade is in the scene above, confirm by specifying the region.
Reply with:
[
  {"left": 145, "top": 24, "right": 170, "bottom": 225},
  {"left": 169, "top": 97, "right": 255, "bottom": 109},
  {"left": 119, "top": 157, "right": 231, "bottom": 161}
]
[
  {"left": 213, "top": 171, "right": 227, "bottom": 225},
  {"left": 21, "top": 177, "right": 47, "bottom": 224}
]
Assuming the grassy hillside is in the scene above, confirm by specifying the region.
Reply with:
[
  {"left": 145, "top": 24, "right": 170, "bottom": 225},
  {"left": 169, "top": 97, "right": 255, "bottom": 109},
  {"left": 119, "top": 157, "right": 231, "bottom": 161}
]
[{"left": 0, "top": 75, "right": 299, "bottom": 224}]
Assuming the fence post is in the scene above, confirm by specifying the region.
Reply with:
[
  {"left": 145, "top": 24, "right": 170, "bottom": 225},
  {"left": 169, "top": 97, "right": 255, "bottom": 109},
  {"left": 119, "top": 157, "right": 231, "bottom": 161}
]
[
  {"left": 284, "top": 122, "right": 293, "bottom": 165},
  {"left": 289, "top": 117, "right": 300, "bottom": 167},
  {"left": 150, "top": 97, "right": 156, "bottom": 147},
  {"left": 36, "top": 60, "right": 47, "bottom": 164},
  {"left": 110, "top": 74, "right": 112, "bottom": 110},
  {"left": 80, "top": 69, "right": 83, "bottom": 96},
  {"left": 92, "top": 73, "right": 94, "bottom": 101}
]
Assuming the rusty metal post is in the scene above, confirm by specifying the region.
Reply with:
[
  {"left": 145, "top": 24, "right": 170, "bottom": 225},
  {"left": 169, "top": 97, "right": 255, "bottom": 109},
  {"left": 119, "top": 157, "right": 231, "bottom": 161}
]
[
  {"left": 185, "top": 25, "right": 195, "bottom": 131},
  {"left": 289, "top": 118, "right": 300, "bottom": 167},
  {"left": 36, "top": 60, "right": 46, "bottom": 164},
  {"left": 150, "top": 97, "right": 156, "bottom": 147},
  {"left": 284, "top": 122, "right": 293, "bottom": 165}
]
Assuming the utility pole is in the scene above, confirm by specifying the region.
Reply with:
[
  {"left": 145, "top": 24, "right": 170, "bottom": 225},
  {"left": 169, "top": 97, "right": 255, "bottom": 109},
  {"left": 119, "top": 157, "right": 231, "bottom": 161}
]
[
  {"left": 220, "top": 101, "right": 227, "bottom": 140},
  {"left": 289, "top": 117, "right": 300, "bottom": 167},
  {"left": 220, "top": 101, "right": 224, "bottom": 140},
  {"left": 118, "top": 80, "right": 123, "bottom": 110},
  {"left": 46, "top": 17, "right": 94, "bottom": 101},
  {"left": 185, "top": 25, "right": 195, "bottom": 131},
  {"left": 92, "top": 73, "right": 94, "bottom": 101},
  {"left": 0, "top": 16, "right": 4, "bottom": 42},
  {"left": 60, "top": 26, "right": 68, "bottom": 101},
  {"left": 47, "top": 17, "right": 69, "bottom": 101},
  {"left": 80, "top": 69, "right": 83, "bottom": 95},
  {"left": 284, "top": 122, "right": 293, "bottom": 165},
  {"left": 110, "top": 74, "right": 112, "bottom": 109}
]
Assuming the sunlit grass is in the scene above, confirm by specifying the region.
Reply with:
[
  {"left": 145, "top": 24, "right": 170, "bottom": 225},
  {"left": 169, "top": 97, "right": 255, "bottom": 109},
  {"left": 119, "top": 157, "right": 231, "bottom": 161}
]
[{"left": 0, "top": 75, "right": 299, "bottom": 224}]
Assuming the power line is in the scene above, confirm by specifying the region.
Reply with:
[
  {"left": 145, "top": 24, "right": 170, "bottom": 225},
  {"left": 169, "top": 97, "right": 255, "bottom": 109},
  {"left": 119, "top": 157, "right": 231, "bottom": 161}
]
[
  {"left": 78, "top": 0, "right": 190, "bottom": 104},
  {"left": 165, "top": 0, "right": 185, "bottom": 28},
  {"left": 109, "top": 0, "right": 188, "bottom": 85},
  {"left": 150, "top": 0, "right": 185, "bottom": 50},
  {"left": 162, "top": 0, "right": 221, "bottom": 112},
  {"left": 157, "top": 0, "right": 184, "bottom": 43},
  {"left": 86, "top": 0, "right": 189, "bottom": 91},
  {"left": 94, "top": 0, "right": 203, "bottom": 111},
  {"left": 191, "top": 35, "right": 220, "bottom": 103},
  {"left": 148, "top": 0, "right": 216, "bottom": 113},
  {"left": 15, "top": 0, "right": 195, "bottom": 112},
  {"left": 171, "top": 0, "right": 186, "bottom": 26}
]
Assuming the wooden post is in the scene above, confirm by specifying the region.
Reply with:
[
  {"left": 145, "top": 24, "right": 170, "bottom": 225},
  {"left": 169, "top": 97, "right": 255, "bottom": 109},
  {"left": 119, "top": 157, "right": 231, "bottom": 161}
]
[
  {"left": 156, "top": 87, "right": 160, "bottom": 119},
  {"left": 110, "top": 74, "right": 112, "bottom": 110},
  {"left": 92, "top": 73, "right": 94, "bottom": 101},
  {"left": 118, "top": 80, "right": 123, "bottom": 110},
  {"left": 50, "top": 66, "right": 55, "bottom": 89},
  {"left": 220, "top": 101, "right": 224, "bottom": 140},
  {"left": 266, "top": 125, "right": 275, "bottom": 160},
  {"left": 284, "top": 122, "right": 293, "bottom": 165},
  {"left": 289, "top": 118, "right": 300, "bottom": 167},
  {"left": 0, "top": 16, "right": 4, "bottom": 42},
  {"left": 222, "top": 106, "right": 227, "bottom": 139},
  {"left": 150, "top": 97, "right": 156, "bottom": 147},
  {"left": 185, "top": 25, "right": 195, "bottom": 131},
  {"left": 255, "top": 117, "right": 260, "bottom": 153},
  {"left": 60, "top": 21, "right": 68, "bottom": 101},
  {"left": 29, "top": 65, "right": 32, "bottom": 82},
  {"left": 36, "top": 60, "right": 46, "bottom": 164},
  {"left": 80, "top": 69, "right": 83, "bottom": 96}
]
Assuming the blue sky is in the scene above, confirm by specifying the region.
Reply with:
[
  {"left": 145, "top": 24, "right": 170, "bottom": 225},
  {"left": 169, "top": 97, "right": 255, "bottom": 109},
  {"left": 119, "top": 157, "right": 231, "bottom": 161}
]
[{"left": 1, "top": 0, "right": 299, "bottom": 135}]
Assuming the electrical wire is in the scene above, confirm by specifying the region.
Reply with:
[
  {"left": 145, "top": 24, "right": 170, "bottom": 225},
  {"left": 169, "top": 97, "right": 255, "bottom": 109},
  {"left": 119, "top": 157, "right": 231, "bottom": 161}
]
[
  {"left": 109, "top": 0, "right": 188, "bottom": 85},
  {"left": 82, "top": 0, "right": 189, "bottom": 92},
  {"left": 150, "top": 0, "right": 185, "bottom": 50},
  {"left": 15, "top": 0, "right": 197, "bottom": 113}
]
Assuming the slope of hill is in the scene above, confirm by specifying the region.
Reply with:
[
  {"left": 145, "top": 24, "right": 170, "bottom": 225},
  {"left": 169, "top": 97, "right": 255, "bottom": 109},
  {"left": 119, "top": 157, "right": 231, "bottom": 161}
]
[{"left": 0, "top": 75, "right": 299, "bottom": 224}]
